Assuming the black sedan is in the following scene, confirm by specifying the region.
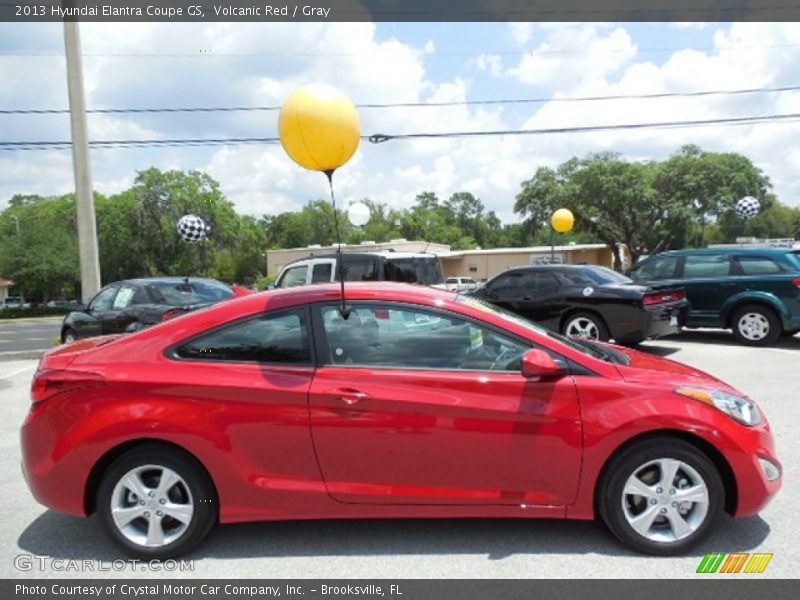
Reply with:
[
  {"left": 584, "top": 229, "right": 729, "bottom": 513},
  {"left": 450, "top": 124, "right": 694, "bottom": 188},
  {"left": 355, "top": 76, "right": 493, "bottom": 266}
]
[
  {"left": 60, "top": 277, "right": 237, "bottom": 343},
  {"left": 468, "top": 265, "right": 689, "bottom": 345}
]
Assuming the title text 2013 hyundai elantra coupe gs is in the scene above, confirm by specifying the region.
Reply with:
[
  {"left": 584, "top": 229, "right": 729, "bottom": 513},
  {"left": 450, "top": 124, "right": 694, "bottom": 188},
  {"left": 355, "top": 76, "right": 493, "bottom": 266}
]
[{"left": 21, "top": 283, "right": 781, "bottom": 557}]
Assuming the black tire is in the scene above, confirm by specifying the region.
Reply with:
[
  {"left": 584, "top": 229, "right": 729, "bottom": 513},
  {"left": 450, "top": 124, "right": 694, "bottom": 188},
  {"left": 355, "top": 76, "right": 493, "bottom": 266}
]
[
  {"left": 597, "top": 437, "right": 724, "bottom": 556},
  {"left": 780, "top": 329, "right": 799, "bottom": 338},
  {"left": 731, "top": 304, "right": 782, "bottom": 346},
  {"left": 97, "top": 444, "right": 217, "bottom": 558},
  {"left": 561, "top": 311, "right": 611, "bottom": 342},
  {"left": 61, "top": 327, "right": 77, "bottom": 344}
]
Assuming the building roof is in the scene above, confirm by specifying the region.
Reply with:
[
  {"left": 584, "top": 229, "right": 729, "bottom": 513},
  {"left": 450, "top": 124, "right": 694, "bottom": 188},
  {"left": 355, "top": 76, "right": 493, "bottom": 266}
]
[{"left": 438, "top": 243, "right": 609, "bottom": 259}]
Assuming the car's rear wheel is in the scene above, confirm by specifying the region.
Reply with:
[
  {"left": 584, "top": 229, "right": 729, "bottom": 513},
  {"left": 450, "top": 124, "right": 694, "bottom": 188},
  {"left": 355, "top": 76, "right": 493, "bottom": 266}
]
[
  {"left": 598, "top": 437, "right": 723, "bottom": 555},
  {"left": 97, "top": 445, "right": 217, "bottom": 558},
  {"left": 731, "top": 304, "right": 781, "bottom": 346},
  {"left": 562, "top": 312, "right": 610, "bottom": 342}
]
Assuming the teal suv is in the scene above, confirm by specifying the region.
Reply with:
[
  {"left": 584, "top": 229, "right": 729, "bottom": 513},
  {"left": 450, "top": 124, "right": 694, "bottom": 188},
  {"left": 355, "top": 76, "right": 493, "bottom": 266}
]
[{"left": 628, "top": 247, "right": 800, "bottom": 345}]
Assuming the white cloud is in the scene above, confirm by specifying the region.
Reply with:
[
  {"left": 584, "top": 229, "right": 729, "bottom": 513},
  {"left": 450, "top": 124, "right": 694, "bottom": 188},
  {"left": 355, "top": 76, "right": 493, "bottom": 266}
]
[
  {"left": 2, "top": 21, "right": 799, "bottom": 228},
  {"left": 508, "top": 23, "right": 534, "bottom": 46}
]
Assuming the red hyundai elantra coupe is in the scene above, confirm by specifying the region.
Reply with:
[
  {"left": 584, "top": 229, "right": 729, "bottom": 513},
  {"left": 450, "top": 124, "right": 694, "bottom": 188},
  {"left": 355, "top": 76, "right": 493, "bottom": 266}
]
[{"left": 21, "top": 283, "right": 781, "bottom": 557}]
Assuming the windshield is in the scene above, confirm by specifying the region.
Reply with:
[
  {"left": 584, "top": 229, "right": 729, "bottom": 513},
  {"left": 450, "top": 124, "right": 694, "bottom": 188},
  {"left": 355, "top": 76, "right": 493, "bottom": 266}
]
[
  {"left": 455, "top": 294, "right": 609, "bottom": 361},
  {"left": 581, "top": 266, "right": 633, "bottom": 285},
  {"left": 147, "top": 280, "right": 233, "bottom": 306},
  {"left": 384, "top": 256, "right": 444, "bottom": 286}
]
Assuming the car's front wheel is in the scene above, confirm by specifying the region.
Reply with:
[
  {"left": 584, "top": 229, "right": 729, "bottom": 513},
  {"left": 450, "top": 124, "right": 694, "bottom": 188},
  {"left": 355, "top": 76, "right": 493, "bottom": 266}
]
[
  {"left": 731, "top": 304, "right": 781, "bottom": 346},
  {"left": 62, "top": 328, "right": 77, "bottom": 344},
  {"left": 97, "top": 445, "right": 217, "bottom": 558},
  {"left": 598, "top": 437, "right": 723, "bottom": 555}
]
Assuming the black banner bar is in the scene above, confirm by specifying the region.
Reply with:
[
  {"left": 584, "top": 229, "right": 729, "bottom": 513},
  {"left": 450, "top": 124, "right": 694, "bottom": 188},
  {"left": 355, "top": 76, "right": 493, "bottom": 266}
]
[
  {"left": 3, "top": 580, "right": 799, "bottom": 600},
  {"left": 4, "top": 0, "right": 800, "bottom": 22}
]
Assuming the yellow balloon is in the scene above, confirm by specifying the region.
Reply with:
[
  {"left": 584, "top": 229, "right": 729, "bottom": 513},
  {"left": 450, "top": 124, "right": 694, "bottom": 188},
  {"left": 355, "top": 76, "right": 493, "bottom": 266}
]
[
  {"left": 279, "top": 84, "right": 361, "bottom": 172},
  {"left": 551, "top": 208, "right": 575, "bottom": 233}
]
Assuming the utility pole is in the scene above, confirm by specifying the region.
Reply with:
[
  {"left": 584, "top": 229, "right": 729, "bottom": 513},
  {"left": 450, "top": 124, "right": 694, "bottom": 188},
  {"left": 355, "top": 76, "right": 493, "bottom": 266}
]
[{"left": 64, "top": 22, "right": 101, "bottom": 303}]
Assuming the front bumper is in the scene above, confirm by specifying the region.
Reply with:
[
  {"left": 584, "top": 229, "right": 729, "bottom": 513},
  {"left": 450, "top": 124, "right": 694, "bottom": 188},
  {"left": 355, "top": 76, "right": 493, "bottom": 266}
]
[{"left": 724, "top": 420, "right": 782, "bottom": 517}]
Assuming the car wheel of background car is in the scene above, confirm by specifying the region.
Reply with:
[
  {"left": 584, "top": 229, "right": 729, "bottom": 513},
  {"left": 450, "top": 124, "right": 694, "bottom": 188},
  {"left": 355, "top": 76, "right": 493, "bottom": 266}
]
[
  {"left": 731, "top": 304, "right": 782, "bottom": 346},
  {"left": 97, "top": 445, "right": 217, "bottom": 558},
  {"left": 597, "top": 436, "right": 723, "bottom": 556},
  {"left": 562, "top": 312, "right": 610, "bottom": 342},
  {"left": 62, "top": 328, "right": 77, "bottom": 344}
]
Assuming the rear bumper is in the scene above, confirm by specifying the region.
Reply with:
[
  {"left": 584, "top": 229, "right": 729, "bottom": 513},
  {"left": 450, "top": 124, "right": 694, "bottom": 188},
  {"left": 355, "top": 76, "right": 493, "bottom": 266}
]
[
  {"left": 614, "top": 301, "right": 689, "bottom": 344},
  {"left": 20, "top": 399, "right": 91, "bottom": 517}
]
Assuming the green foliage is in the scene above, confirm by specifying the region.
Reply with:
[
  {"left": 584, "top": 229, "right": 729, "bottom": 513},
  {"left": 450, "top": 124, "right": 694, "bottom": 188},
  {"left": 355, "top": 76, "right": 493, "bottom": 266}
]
[
  {"left": 0, "top": 168, "right": 268, "bottom": 301},
  {"left": 514, "top": 146, "right": 784, "bottom": 267},
  {"left": 0, "top": 307, "right": 71, "bottom": 319}
]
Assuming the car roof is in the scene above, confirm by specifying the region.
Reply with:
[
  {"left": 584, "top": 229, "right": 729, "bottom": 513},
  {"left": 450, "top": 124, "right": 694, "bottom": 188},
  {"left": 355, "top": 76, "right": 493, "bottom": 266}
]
[
  {"left": 651, "top": 246, "right": 795, "bottom": 257},
  {"left": 285, "top": 251, "right": 438, "bottom": 265},
  {"left": 503, "top": 264, "right": 598, "bottom": 273},
  {"left": 107, "top": 277, "right": 228, "bottom": 287}
]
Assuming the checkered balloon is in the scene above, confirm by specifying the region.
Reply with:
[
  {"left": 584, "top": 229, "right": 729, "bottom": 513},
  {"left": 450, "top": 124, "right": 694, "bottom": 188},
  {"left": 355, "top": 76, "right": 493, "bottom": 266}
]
[
  {"left": 177, "top": 214, "right": 209, "bottom": 242},
  {"left": 736, "top": 196, "right": 761, "bottom": 219}
]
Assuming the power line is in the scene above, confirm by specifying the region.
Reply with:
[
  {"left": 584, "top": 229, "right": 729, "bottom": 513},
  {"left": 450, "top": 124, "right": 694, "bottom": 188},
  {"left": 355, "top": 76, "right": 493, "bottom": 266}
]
[
  {"left": 3, "top": 42, "right": 799, "bottom": 59},
  {"left": 3, "top": 113, "right": 800, "bottom": 151},
  {"left": 2, "top": 84, "right": 799, "bottom": 116}
]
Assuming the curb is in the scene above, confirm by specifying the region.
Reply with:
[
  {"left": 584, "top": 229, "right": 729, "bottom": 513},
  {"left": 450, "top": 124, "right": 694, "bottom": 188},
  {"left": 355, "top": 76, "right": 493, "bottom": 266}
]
[
  {"left": 0, "top": 316, "right": 65, "bottom": 324},
  {"left": 0, "top": 349, "right": 46, "bottom": 362}
]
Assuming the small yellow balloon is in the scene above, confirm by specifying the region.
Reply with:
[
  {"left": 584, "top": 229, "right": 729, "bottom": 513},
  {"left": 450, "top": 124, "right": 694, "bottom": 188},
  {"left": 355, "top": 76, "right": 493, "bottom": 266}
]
[
  {"left": 551, "top": 208, "right": 575, "bottom": 233},
  {"left": 279, "top": 84, "right": 361, "bottom": 173}
]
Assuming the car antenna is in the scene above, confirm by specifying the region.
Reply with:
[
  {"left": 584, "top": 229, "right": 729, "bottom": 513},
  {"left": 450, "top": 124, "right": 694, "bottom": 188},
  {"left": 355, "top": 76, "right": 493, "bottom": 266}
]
[{"left": 326, "top": 169, "right": 351, "bottom": 319}]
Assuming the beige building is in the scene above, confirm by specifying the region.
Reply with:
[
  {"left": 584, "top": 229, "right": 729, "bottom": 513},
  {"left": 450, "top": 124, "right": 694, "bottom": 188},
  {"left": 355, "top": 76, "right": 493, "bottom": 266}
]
[
  {"left": 266, "top": 239, "right": 451, "bottom": 277},
  {"left": 0, "top": 278, "right": 14, "bottom": 303},
  {"left": 439, "top": 244, "right": 629, "bottom": 281},
  {"left": 266, "top": 240, "right": 629, "bottom": 281}
]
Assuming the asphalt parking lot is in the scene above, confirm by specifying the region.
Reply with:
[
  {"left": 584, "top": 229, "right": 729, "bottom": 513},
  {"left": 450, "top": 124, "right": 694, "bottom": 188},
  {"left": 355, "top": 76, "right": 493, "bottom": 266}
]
[
  {"left": 0, "top": 317, "right": 61, "bottom": 354},
  {"left": 1, "top": 330, "right": 798, "bottom": 579}
]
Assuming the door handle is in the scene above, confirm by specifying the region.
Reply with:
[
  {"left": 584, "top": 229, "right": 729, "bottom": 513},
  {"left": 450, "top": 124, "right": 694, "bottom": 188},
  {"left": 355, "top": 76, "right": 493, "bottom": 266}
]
[{"left": 329, "top": 388, "right": 369, "bottom": 405}]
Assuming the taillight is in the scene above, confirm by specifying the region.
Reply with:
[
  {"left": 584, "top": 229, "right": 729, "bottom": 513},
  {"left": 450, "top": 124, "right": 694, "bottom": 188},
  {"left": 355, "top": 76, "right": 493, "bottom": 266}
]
[
  {"left": 30, "top": 369, "right": 105, "bottom": 404},
  {"left": 793, "top": 276, "right": 800, "bottom": 289},
  {"left": 161, "top": 309, "right": 186, "bottom": 322},
  {"left": 643, "top": 290, "right": 685, "bottom": 305}
]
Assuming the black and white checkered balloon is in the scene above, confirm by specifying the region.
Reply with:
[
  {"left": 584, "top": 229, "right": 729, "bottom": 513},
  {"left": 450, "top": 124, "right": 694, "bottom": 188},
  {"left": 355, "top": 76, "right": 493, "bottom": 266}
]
[
  {"left": 736, "top": 196, "right": 761, "bottom": 219},
  {"left": 177, "top": 214, "right": 209, "bottom": 242}
]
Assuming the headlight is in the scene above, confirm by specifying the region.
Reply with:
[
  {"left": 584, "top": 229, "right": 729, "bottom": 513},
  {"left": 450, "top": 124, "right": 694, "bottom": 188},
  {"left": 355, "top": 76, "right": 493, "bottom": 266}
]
[{"left": 675, "top": 387, "right": 761, "bottom": 426}]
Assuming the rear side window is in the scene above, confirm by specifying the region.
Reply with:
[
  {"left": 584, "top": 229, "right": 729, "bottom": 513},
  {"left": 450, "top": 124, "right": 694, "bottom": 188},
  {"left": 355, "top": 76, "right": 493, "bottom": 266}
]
[
  {"left": 683, "top": 254, "right": 731, "bottom": 278},
  {"left": 631, "top": 255, "right": 679, "bottom": 280},
  {"left": 446, "top": 278, "right": 459, "bottom": 284},
  {"left": 342, "top": 260, "right": 378, "bottom": 281},
  {"left": 279, "top": 265, "right": 308, "bottom": 288},
  {"left": 176, "top": 310, "right": 311, "bottom": 363},
  {"left": 311, "top": 263, "right": 333, "bottom": 283},
  {"left": 734, "top": 256, "right": 783, "bottom": 275}
]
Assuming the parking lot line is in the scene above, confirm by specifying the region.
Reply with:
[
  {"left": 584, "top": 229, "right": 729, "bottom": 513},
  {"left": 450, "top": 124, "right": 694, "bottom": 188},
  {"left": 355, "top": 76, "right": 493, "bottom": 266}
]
[{"left": 0, "top": 365, "right": 35, "bottom": 380}]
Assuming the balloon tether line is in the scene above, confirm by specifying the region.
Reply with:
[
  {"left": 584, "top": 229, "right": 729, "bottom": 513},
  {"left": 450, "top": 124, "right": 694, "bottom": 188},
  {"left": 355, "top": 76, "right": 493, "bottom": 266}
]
[{"left": 326, "top": 169, "right": 351, "bottom": 319}]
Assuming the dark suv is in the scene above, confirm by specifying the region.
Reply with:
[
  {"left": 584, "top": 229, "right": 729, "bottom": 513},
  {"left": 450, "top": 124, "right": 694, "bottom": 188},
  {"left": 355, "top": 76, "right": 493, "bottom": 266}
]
[{"left": 628, "top": 247, "right": 800, "bottom": 345}]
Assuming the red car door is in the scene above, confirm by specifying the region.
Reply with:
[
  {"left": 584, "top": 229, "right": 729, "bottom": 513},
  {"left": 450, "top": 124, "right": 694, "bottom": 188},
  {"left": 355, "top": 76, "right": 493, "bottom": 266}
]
[{"left": 308, "top": 303, "right": 582, "bottom": 506}]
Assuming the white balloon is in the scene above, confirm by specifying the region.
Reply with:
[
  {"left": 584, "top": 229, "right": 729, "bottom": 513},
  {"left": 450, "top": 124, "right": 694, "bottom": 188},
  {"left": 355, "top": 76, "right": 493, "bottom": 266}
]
[
  {"left": 736, "top": 196, "right": 761, "bottom": 219},
  {"left": 177, "top": 214, "right": 208, "bottom": 242},
  {"left": 347, "top": 202, "right": 371, "bottom": 227}
]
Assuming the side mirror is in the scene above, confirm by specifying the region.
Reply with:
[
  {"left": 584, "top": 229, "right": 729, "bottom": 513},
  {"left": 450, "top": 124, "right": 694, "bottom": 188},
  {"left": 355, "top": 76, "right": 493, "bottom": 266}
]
[{"left": 521, "top": 349, "right": 564, "bottom": 379}]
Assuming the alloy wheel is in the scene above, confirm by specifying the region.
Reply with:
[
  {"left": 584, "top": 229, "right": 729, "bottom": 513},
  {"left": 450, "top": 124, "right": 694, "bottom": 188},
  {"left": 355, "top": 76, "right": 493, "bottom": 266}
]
[
  {"left": 621, "top": 458, "right": 709, "bottom": 543},
  {"left": 110, "top": 464, "right": 194, "bottom": 548}
]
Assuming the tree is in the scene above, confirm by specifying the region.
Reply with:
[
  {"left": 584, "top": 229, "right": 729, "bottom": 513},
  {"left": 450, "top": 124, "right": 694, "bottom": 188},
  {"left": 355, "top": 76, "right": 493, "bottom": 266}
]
[{"left": 655, "top": 145, "right": 771, "bottom": 246}]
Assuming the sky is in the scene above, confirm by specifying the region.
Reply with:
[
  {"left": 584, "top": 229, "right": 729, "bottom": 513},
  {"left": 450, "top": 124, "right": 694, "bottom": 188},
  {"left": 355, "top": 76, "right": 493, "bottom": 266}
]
[{"left": 1, "top": 21, "right": 799, "bottom": 222}]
